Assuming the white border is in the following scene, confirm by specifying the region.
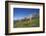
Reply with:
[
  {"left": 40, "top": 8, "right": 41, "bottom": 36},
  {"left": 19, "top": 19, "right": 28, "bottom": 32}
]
[{"left": 8, "top": 3, "right": 43, "bottom": 33}]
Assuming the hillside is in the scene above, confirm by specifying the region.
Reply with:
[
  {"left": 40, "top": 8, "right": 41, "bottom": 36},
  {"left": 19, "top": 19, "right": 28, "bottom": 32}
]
[{"left": 14, "top": 13, "right": 39, "bottom": 28}]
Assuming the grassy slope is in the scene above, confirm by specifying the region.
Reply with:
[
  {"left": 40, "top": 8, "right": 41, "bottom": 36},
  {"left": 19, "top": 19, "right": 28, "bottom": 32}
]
[{"left": 14, "top": 18, "right": 39, "bottom": 28}]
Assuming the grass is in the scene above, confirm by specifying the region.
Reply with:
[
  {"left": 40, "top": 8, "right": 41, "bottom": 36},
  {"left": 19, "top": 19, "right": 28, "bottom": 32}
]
[{"left": 14, "top": 18, "right": 39, "bottom": 28}]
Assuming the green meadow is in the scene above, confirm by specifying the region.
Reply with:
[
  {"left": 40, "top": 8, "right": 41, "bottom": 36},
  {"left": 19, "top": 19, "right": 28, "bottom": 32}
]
[{"left": 14, "top": 17, "right": 39, "bottom": 28}]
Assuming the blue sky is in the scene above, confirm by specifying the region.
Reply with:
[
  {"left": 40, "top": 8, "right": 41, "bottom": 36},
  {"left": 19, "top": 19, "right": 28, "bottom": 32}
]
[{"left": 13, "top": 8, "right": 39, "bottom": 20}]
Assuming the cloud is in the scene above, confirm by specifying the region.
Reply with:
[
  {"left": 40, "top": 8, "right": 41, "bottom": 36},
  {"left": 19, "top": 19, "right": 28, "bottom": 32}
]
[
  {"left": 14, "top": 17, "right": 25, "bottom": 20},
  {"left": 13, "top": 14, "right": 32, "bottom": 20}
]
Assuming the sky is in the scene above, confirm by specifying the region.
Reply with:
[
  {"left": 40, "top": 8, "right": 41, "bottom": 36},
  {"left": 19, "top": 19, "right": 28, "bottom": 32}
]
[{"left": 13, "top": 8, "right": 39, "bottom": 20}]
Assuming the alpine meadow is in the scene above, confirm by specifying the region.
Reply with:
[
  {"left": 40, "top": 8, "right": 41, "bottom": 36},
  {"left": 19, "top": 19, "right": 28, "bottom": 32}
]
[{"left": 13, "top": 8, "right": 39, "bottom": 28}]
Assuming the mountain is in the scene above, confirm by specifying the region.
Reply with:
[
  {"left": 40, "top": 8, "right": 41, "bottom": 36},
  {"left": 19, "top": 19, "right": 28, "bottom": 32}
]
[{"left": 14, "top": 12, "right": 39, "bottom": 21}]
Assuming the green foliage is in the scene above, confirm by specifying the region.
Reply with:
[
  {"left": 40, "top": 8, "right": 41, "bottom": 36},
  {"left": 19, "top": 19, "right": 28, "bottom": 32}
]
[{"left": 14, "top": 18, "right": 39, "bottom": 28}]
